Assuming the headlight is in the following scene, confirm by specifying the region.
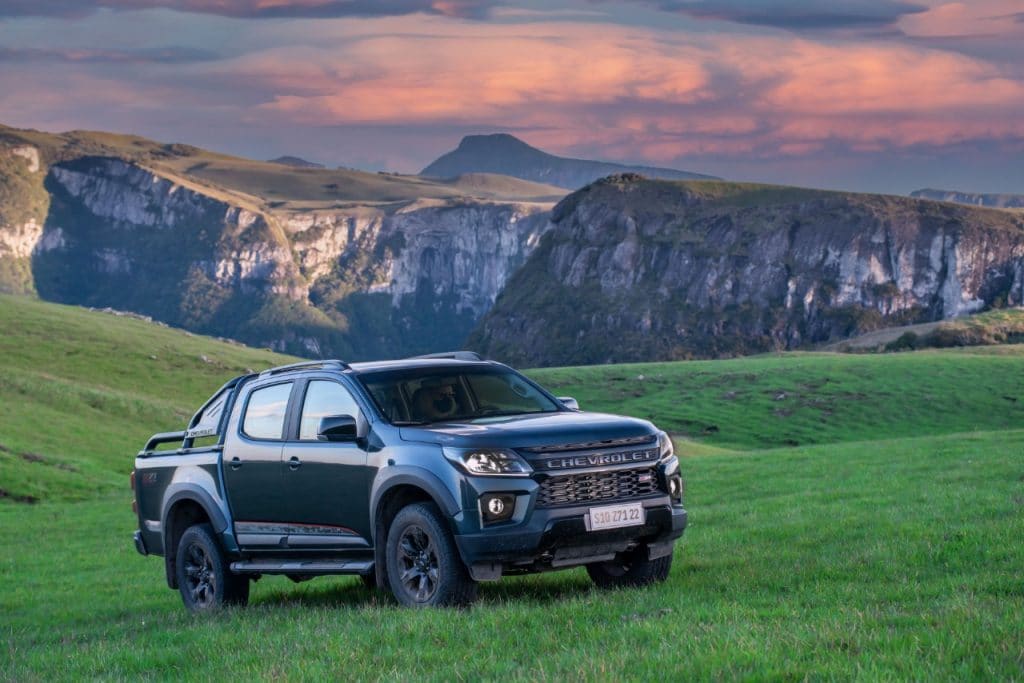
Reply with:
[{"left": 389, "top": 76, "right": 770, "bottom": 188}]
[
  {"left": 657, "top": 431, "right": 674, "bottom": 461},
  {"left": 442, "top": 447, "right": 533, "bottom": 476}
]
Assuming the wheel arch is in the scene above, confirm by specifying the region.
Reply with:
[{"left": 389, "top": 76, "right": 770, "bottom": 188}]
[
  {"left": 369, "top": 468, "right": 462, "bottom": 588},
  {"left": 161, "top": 485, "right": 229, "bottom": 589}
]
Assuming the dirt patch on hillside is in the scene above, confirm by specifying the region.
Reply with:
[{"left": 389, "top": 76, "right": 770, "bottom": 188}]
[{"left": 0, "top": 488, "right": 39, "bottom": 504}]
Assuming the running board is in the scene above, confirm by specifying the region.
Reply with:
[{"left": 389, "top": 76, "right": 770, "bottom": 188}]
[{"left": 230, "top": 559, "right": 374, "bottom": 576}]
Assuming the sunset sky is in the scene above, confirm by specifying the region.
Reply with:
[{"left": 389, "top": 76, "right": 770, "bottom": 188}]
[{"left": 1, "top": 0, "right": 1022, "bottom": 193}]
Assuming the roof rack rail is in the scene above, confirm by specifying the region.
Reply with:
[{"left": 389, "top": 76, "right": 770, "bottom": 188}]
[
  {"left": 258, "top": 359, "right": 350, "bottom": 378},
  {"left": 409, "top": 351, "right": 484, "bottom": 361}
]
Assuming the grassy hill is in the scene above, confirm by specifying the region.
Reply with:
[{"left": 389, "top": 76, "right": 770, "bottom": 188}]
[
  {"left": 1, "top": 296, "right": 1022, "bottom": 678},
  {"left": 0, "top": 124, "right": 567, "bottom": 208},
  {"left": 0, "top": 294, "right": 295, "bottom": 502},
  {"left": 529, "top": 345, "right": 1024, "bottom": 450}
]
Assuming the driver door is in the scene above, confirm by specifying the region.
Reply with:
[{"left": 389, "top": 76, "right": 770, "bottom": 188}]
[{"left": 279, "top": 378, "right": 373, "bottom": 550}]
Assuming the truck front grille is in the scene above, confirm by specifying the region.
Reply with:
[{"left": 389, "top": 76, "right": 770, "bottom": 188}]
[{"left": 536, "top": 467, "right": 658, "bottom": 508}]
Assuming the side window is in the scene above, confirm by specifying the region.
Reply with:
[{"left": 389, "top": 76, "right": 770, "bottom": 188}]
[
  {"left": 299, "top": 380, "right": 362, "bottom": 441},
  {"left": 242, "top": 382, "right": 293, "bottom": 440}
]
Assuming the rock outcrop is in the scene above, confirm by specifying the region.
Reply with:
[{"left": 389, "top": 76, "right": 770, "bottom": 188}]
[{"left": 471, "top": 176, "right": 1024, "bottom": 366}]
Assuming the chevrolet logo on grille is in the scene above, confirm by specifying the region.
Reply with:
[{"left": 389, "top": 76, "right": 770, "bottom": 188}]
[{"left": 540, "top": 448, "right": 658, "bottom": 470}]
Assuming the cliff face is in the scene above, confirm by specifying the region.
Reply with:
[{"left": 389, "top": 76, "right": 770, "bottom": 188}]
[
  {"left": 472, "top": 176, "right": 1024, "bottom": 366},
  {"left": 2, "top": 148, "right": 551, "bottom": 357},
  {"left": 0, "top": 143, "right": 49, "bottom": 295},
  {"left": 285, "top": 199, "right": 550, "bottom": 358}
]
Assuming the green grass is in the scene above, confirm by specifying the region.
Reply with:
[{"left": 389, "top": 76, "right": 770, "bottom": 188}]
[
  {"left": 0, "top": 294, "right": 294, "bottom": 502},
  {"left": 3, "top": 430, "right": 1022, "bottom": 679},
  {"left": 529, "top": 348, "right": 1024, "bottom": 449},
  {"left": 2, "top": 296, "right": 1023, "bottom": 679}
]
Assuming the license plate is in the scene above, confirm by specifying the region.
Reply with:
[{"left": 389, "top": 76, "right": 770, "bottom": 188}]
[{"left": 587, "top": 502, "right": 645, "bottom": 531}]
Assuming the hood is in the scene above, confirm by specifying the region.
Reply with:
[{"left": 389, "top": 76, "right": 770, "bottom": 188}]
[{"left": 398, "top": 410, "right": 657, "bottom": 449}]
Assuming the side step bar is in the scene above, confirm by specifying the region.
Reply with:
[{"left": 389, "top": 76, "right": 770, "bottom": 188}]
[{"left": 230, "top": 559, "right": 374, "bottom": 576}]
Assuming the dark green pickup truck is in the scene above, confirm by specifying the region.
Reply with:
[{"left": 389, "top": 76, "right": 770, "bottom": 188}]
[{"left": 132, "top": 353, "right": 687, "bottom": 610}]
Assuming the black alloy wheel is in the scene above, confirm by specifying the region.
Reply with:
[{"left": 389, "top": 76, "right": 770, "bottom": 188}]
[
  {"left": 183, "top": 541, "right": 217, "bottom": 608},
  {"left": 385, "top": 502, "right": 478, "bottom": 608},
  {"left": 175, "top": 523, "right": 250, "bottom": 611},
  {"left": 397, "top": 525, "right": 440, "bottom": 602}
]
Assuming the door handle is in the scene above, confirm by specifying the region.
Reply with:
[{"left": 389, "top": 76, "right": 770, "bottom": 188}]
[
  {"left": 229, "top": 457, "right": 242, "bottom": 470},
  {"left": 288, "top": 456, "right": 302, "bottom": 470}
]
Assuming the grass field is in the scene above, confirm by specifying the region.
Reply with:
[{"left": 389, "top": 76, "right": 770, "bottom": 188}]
[{"left": 2, "top": 296, "right": 1023, "bottom": 679}]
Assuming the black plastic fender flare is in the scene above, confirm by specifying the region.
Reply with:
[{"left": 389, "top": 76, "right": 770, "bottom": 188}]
[
  {"left": 369, "top": 466, "right": 461, "bottom": 537},
  {"left": 368, "top": 466, "right": 463, "bottom": 588},
  {"left": 160, "top": 484, "right": 231, "bottom": 589}
]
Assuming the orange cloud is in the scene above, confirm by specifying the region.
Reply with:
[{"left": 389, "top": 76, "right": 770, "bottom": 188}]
[{"left": 228, "top": 15, "right": 1024, "bottom": 160}]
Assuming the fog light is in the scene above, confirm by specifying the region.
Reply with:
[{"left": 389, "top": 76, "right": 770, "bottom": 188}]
[
  {"left": 480, "top": 493, "right": 516, "bottom": 524},
  {"left": 668, "top": 475, "right": 684, "bottom": 502}
]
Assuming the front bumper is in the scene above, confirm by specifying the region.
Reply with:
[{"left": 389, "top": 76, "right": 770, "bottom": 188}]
[{"left": 454, "top": 496, "right": 687, "bottom": 576}]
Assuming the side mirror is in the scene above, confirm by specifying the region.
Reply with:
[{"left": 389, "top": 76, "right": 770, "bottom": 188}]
[
  {"left": 558, "top": 396, "right": 579, "bottom": 411},
  {"left": 317, "top": 414, "right": 359, "bottom": 441}
]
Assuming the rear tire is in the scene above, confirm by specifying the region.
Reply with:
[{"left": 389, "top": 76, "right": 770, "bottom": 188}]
[
  {"left": 385, "top": 502, "right": 478, "bottom": 607},
  {"left": 175, "top": 523, "right": 250, "bottom": 611},
  {"left": 586, "top": 550, "right": 673, "bottom": 589}
]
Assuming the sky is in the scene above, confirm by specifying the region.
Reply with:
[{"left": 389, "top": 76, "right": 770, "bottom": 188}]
[{"left": 0, "top": 0, "right": 1022, "bottom": 194}]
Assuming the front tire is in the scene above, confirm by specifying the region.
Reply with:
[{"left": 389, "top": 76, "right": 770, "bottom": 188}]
[
  {"left": 586, "top": 550, "right": 673, "bottom": 589},
  {"left": 385, "top": 502, "right": 477, "bottom": 607},
  {"left": 175, "top": 523, "right": 250, "bottom": 611}
]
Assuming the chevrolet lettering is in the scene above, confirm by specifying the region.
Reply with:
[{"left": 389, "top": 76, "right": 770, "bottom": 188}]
[
  {"left": 131, "top": 352, "right": 687, "bottom": 610},
  {"left": 541, "top": 448, "right": 659, "bottom": 470}
]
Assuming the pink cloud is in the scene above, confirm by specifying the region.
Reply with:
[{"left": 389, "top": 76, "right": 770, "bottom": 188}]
[
  {"left": 225, "top": 17, "right": 1024, "bottom": 160},
  {"left": 1, "top": 8, "right": 1022, "bottom": 176},
  {"left": 898, "top": 1, "right": 1024, "bottom": 37}
]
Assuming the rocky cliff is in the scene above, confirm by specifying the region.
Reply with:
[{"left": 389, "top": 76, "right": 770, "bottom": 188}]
[
  {"left": 471, "top": 176, "right": 1024, "bottom": 366},
  {"left": 910, "top": 189, "right": 1024, "bottom": 209},
  {"left": 0, "top": 142, "right": 48, "bottom": 295},
  {"left": 0, "top": 128, "right": 553, "bottom": 358}
]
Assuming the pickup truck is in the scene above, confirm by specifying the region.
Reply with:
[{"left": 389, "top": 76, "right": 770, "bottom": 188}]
[{"left": 132, "top": 353, "right": 687, "bottom": 610}]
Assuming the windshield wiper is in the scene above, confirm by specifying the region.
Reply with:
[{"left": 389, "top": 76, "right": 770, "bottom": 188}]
[{"left": 391, "top": 420, "right": 431, "bottom": 426}]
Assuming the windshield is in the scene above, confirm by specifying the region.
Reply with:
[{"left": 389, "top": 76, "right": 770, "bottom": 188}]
[{"left": 356, "top": 365, "right": 562, "bottom": 424}]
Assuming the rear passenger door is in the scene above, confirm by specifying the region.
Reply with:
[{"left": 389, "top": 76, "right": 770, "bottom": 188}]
[
  {"left": 280, "top": 378, "right": 373, "bottom": 549},
  {"left": 223, "top": 380, "right": 294, "bottom": 547}
]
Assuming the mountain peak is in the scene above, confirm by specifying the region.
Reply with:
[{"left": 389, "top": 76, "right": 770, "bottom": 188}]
[
  {"left": 456, "top": 133, "right": 539, "bottom": 152},
  {"left": 423, "top": 133, "right": 718, "bottom": 190}
]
